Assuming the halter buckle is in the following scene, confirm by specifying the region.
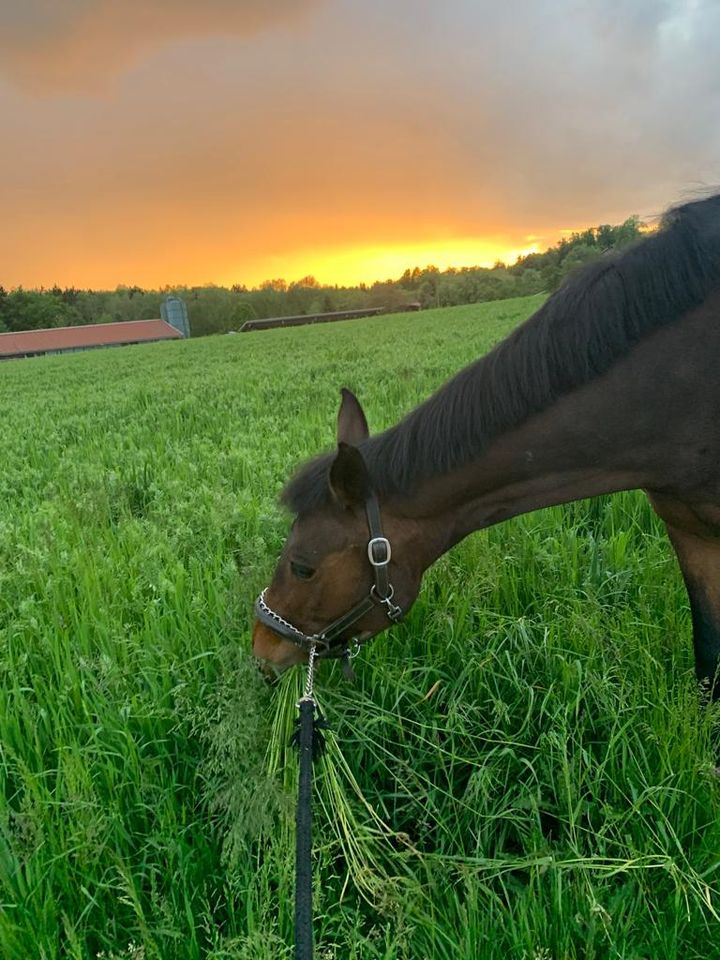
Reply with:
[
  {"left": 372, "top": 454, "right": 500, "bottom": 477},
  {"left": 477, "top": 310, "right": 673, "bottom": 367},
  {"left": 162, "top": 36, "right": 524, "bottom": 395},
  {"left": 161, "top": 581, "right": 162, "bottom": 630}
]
[{"left": 367, "top": 536, "right": 391, "bottom": 566}]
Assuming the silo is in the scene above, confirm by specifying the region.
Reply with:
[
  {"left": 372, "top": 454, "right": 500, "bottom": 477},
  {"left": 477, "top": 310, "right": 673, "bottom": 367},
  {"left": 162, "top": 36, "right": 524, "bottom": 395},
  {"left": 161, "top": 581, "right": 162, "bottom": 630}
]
[{"left": 161, "top": 296, "right": 190, "bottom": 338}]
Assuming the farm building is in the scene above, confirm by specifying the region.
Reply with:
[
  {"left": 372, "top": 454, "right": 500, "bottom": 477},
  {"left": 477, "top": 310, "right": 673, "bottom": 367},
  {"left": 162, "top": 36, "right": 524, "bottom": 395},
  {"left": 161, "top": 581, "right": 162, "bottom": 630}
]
[
  {"left": 0, "top": 294, "right": 190, "bottom": 361},
  {"left": 239, "top": 303, "right": 421, "bottom": 333},
  {"left": 0, "top": 313, "right": 189, "bottom": 362}
]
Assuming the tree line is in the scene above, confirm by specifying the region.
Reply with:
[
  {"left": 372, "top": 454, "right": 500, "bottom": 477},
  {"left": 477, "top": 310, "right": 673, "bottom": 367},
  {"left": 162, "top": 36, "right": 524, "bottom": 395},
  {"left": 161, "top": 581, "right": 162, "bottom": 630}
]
[{"left": 0, "top": 216, "right": 642, "bottom": 338}]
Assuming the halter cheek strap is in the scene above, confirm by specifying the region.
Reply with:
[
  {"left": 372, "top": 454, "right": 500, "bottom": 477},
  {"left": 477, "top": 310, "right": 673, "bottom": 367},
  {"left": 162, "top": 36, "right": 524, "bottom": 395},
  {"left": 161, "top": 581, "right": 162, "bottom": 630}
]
[{"left": 254, "top": 493, "right": 404, "bottom": 660}]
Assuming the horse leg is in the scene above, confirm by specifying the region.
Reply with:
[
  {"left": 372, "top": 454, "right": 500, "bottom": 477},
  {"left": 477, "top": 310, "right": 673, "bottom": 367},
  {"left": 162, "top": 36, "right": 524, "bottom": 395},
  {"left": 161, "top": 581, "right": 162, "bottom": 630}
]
[
  {"left": 647, "top": 493, "right": 720, "bottom": 700},
  {"left": 668, "top": 525, "right": 720, "bottom": 700}
]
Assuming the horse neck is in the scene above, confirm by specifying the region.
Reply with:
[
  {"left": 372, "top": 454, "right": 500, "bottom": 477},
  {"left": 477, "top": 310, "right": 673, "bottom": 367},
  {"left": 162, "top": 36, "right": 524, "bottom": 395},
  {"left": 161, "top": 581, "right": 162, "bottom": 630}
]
[{"left": 392, "top": 303, "right": 718, "bottom": 562}]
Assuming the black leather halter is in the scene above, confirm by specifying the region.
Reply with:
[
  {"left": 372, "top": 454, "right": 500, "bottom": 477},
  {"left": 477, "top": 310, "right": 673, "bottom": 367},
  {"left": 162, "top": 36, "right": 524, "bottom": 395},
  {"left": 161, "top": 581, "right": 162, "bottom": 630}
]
[{"left": 254, "top": 493, "right": 404, "bottom": 660}]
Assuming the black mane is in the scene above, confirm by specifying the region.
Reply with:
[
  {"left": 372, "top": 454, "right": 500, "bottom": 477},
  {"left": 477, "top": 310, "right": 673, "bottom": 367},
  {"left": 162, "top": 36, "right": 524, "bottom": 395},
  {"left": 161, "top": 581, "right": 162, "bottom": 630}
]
[{"left": 283, "top": 193, "right": 720, "bottom": 513}]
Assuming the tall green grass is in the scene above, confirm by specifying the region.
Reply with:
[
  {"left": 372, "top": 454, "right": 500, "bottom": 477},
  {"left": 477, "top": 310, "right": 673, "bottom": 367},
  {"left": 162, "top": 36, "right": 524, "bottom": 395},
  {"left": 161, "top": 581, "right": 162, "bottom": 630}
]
[{"left": 0, "top": 295, "right": 718, "bottom": 958}]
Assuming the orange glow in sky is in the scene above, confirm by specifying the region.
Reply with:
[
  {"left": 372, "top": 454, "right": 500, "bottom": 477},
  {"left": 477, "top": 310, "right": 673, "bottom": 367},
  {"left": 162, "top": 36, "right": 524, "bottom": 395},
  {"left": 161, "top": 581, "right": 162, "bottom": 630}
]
[
  {"left": 0, "top": 1, "right": 707, "bottom": 292},
  {"left": 223, "top": 238, "right": 542, "bottom": 289}
]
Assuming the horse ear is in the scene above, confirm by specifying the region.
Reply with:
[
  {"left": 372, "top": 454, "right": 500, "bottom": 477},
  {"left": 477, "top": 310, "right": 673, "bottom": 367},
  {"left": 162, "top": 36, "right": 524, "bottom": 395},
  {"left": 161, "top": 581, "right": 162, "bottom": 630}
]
[
  {"left": 329, "top": 442, "right": 372, "bottom": 509},
  {"left": 337, "top": 387, "right": 369, "bottom": 445}
]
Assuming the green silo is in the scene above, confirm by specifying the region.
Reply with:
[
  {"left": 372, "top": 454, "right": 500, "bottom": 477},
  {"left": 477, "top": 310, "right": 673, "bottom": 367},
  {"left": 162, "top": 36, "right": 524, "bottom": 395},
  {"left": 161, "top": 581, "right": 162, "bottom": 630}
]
[{"left": 161, "top": 296, "right": 190, "bottom": 338}]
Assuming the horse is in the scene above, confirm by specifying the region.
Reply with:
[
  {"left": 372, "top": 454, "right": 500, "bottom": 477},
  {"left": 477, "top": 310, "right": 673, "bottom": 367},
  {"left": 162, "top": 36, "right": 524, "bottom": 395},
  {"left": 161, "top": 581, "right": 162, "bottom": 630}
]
[{"left": 253, "top": 192, "right": 720, "bottom": 700}]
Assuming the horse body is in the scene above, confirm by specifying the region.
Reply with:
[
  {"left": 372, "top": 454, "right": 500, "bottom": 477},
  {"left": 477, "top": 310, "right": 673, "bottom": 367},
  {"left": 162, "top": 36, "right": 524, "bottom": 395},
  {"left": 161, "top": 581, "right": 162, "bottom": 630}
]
[
  {"left": 406, "top": 291, "right": 720, "bottom": 694},
  {"left": 253, "top": 194, "right": 720, "bottom": 695},
  {"left": 418, "top": 290, "right": 720, "bottom": 536}
]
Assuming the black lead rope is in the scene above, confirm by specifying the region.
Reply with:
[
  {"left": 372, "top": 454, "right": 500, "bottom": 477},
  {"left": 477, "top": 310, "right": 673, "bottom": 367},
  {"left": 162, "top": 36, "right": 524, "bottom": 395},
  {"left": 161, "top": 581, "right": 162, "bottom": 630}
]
[
  {"left": 293, "top": 698, "right": 315, "bottom": 960},
  {"left": 290, "top": 645, "right": 327, "bottom": 960},
  {"left": 258, "top": 494, "right": 402, "bottom": 956}
]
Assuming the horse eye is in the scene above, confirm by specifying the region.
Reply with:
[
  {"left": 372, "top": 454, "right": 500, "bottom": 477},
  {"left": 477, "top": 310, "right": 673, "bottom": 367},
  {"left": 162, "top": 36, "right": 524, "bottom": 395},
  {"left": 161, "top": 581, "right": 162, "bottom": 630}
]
[{"left": 290, "top": 561, "right": 315, "bottom": 580}]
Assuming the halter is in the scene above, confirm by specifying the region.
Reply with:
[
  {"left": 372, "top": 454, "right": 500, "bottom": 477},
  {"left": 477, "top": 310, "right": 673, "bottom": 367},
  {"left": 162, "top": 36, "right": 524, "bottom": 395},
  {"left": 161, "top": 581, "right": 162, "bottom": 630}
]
[{"left": 254, "top": 493, "right": 404, "bottom": 661}]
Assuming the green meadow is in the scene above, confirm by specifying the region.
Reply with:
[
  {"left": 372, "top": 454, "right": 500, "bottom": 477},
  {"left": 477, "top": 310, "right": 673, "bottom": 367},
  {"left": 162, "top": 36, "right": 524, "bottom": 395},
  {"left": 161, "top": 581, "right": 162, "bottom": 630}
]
[{"left": 0, "top": 294, "right": 718, "bottom": 959}]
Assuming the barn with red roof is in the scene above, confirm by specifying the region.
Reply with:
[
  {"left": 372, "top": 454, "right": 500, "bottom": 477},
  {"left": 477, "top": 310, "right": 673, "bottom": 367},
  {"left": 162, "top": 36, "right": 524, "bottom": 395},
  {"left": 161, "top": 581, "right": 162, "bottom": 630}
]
[{"left": 0, "top": 316, "right": 185, "bottom": 361}]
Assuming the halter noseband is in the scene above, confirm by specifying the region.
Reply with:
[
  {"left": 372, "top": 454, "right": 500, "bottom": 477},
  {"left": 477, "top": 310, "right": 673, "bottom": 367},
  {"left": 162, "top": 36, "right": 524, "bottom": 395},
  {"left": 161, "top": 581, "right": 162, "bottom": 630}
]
[{"left": 254, "top": 493, "right": 404, "bottom": 660}]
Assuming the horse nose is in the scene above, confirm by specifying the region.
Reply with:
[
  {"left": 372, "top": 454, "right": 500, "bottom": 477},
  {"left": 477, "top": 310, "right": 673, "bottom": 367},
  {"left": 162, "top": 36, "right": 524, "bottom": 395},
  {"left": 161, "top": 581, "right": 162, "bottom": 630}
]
[{"left": 252, "top": 621, "right": 306, "bottom": 671}]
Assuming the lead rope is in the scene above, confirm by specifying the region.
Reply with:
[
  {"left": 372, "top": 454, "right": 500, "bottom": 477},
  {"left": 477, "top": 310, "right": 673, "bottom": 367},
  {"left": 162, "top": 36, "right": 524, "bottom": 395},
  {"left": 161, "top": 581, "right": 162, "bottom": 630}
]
[{"left": 291, "top": 643, "right": 328, "bottom": 960}]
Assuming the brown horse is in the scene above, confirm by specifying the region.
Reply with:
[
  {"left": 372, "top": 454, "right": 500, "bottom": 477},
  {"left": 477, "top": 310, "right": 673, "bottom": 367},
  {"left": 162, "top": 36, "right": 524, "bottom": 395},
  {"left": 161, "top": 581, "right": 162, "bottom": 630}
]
[{"left": 253, "top": 193, "right": 720, "bottom": 699}]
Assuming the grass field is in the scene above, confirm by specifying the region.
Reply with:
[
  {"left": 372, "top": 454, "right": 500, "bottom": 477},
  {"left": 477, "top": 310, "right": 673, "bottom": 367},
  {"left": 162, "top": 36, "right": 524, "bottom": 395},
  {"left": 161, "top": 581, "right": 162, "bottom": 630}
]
[{"left": 0, "top": 294, "right": 719, "bottom": 960}]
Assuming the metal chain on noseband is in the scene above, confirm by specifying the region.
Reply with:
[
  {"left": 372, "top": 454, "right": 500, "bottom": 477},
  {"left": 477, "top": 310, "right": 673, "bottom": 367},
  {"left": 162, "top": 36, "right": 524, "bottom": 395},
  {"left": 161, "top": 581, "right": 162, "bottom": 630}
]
[
  {"left": 301, "top": 642, "right": 318, "bottom": 703},
  {"left": 256, "top": 589, "right": 327, "bottom": 651}
]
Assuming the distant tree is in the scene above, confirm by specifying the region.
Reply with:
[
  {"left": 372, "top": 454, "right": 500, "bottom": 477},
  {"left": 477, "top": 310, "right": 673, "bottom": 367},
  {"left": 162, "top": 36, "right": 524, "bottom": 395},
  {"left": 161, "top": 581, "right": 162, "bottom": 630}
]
[
  {"left": 516, "top": 267, "right": 544, "bottom": 296},
  {"left": 60, "top": 286, "right": 81, "bottom": 305},
  {"left": 185, "top": 286, "right": 237, "bottom": 336},
  {"left": 2, "top": 289, "right": 80, "bottom": 331},
  {"left": 320, "top": 292, "right": 336, "bottom": 313},
  {"left": 285, "top": 276, "right": 325, "bottom": 315},
  {"left": 249, "top": 285, "right": 286, "bottom": 318},
  {"left": 596, "top": 224, "right": 616, "bottom": 249},
  {"left": 398, "top": 266, "right": 424, "bottom": 289},
  {"left": 596, "top": 216, "right": 641, "bottom": 250},
  {"left": 367, "top": 281, "right": 411, "bottom": 311},
  {"left": 292, "top": 275, "right": 320, "bottom": 289},
  {"left": 231, "top": 300, "right": 256, "bottom": 329},
  {"left": 418, "top": 278, "right": 437, "bottom": 308}
]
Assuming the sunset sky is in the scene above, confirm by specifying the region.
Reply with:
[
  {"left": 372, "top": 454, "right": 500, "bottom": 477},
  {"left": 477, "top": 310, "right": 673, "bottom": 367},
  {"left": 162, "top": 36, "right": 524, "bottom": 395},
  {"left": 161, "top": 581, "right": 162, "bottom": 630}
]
[{"left": 1, "top": 0, "right": 719, "bottom": 290}]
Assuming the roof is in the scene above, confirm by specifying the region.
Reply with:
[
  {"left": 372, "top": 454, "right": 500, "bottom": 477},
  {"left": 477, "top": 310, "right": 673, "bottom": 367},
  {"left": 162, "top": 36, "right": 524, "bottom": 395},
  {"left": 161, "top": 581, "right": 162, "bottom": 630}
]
[
  {"left": 0, "top": 319, "right": 183, "bottom": 358},
  {"left": 240, "top": 307, "right": 384, "bottom": 332}
]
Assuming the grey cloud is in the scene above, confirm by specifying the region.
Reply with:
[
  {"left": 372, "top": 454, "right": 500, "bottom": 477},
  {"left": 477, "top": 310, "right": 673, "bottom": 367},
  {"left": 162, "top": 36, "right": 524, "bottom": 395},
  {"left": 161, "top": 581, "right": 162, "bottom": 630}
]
[
  {"left": 0, "top": 0, "right": 323, "bottom": 92},
  {"left": 1, "top": 0, "right": 719, "bottom": 287}
]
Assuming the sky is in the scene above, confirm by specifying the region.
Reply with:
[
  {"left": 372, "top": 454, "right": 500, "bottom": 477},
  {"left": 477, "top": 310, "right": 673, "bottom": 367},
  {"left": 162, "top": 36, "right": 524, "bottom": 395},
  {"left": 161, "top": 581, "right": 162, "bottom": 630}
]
[{"left": 1, "top": 0, "right": 719, "bottom": 290}]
